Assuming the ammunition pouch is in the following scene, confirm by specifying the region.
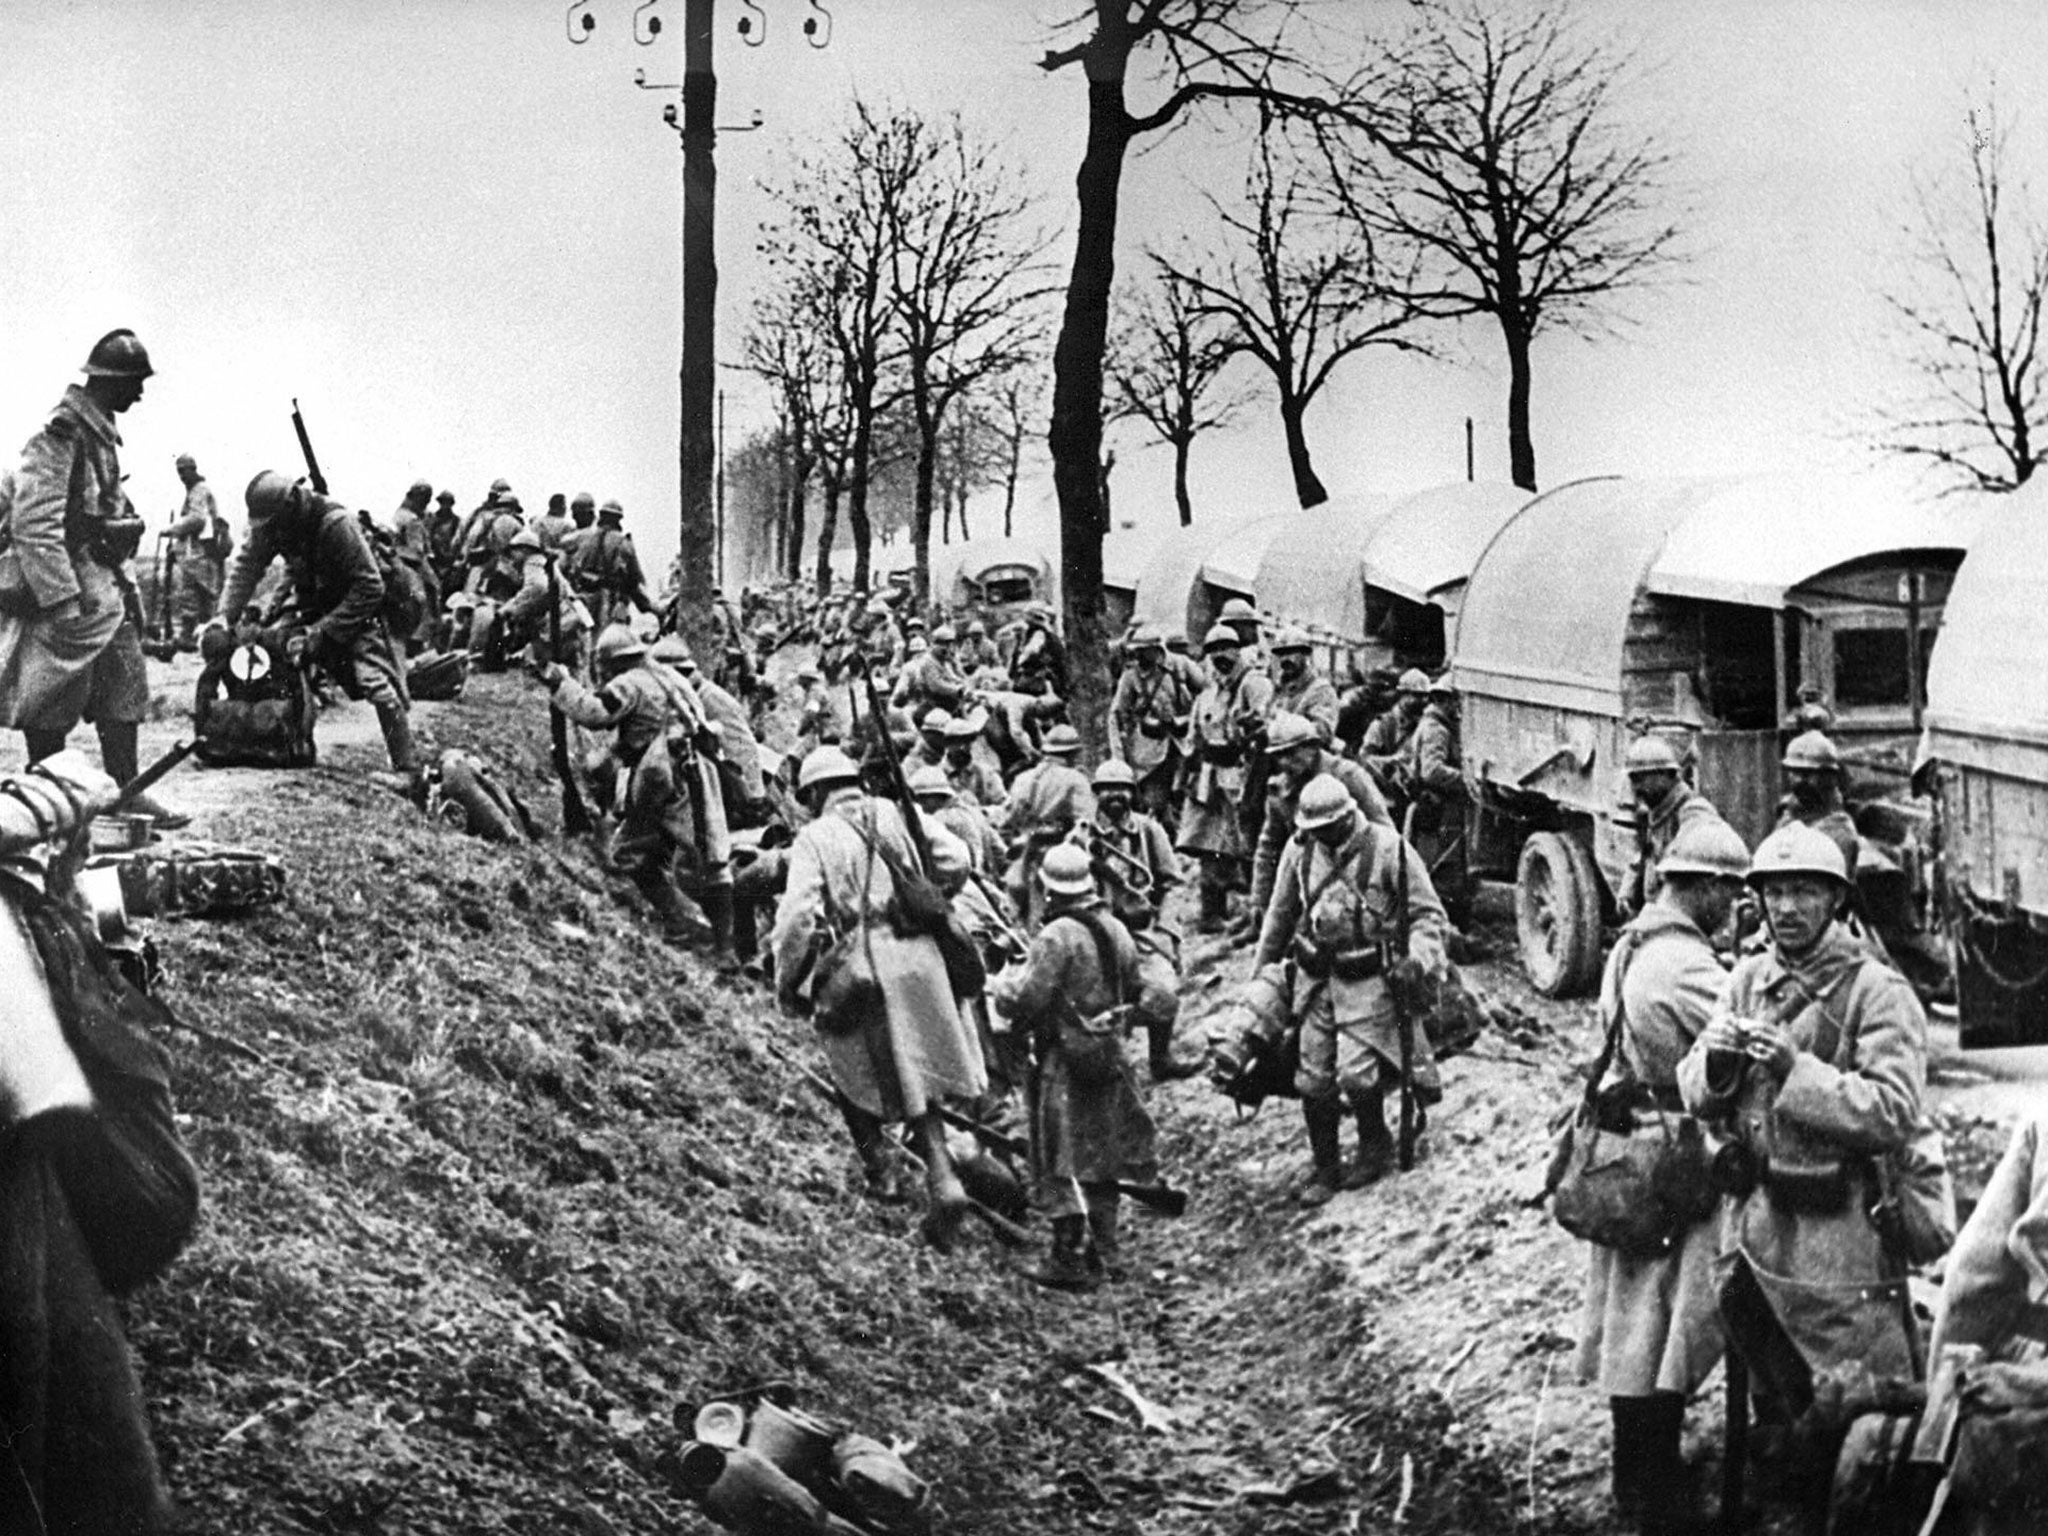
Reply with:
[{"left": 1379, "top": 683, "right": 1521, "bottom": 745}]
[
  {"left": 1137, "top": 718, "right": 1173, "bottom": 739},
  {"left": 1709, "top": 1139, "right": 1764, "bottom": 1199},
  {"left": 1200, "top": 742, "right": 1244, "bottom": 768},
  {"left": 85, "top": 514, "right": 148, "bottom": 568},
  {"left": 1764, "top": 1157, "right": 1852, "bottom": 1216},
  {"left": 1292, "top": 938, "right": 1381, "bottom": 983}
]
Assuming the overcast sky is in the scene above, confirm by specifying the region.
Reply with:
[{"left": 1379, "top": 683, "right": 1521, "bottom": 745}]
[{"left": 5, "top": 0, "right": 2044, "bottom": 579}]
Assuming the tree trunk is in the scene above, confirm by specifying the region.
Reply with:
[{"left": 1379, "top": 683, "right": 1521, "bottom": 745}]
[
  {"left": 1503, "top": 314, "right": 1537, "bottom": 492},
  {"left": 849, "top": 387, "right": 875, "bottom": 591},
  {"left": 1278, "top": 393, "right": 1328, "bottom": 509},
  {"left": 1173, "top": 434, "right": 1193, "bottom": 525},
  {"left": 815, "top": 479, "right": 841, "bottom": 596},
  {"left": 786, "top": 465, "right": 810, "bottom": 585},
  {"left": 913, "top": 406, "right": 939, "bottom": 606},
  {"left": 1003, "top": 437, "right": 1019, "bottom": 539}
]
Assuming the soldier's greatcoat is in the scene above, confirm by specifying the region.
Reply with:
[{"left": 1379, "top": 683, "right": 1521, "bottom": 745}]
[
  {"left": 1110, "top": 660, "right": 1194, "bottom": 780},
  {"left": 1250, "top": 753, "right": 1394, "bottom": 918},
  {"left": 1176, "top": 664, "right": 1274, "bottom": 861}
]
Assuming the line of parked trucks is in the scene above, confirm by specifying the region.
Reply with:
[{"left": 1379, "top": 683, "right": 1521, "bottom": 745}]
[{"left": 1074, "top": 469, "right": 2046, "bottom": 1049}]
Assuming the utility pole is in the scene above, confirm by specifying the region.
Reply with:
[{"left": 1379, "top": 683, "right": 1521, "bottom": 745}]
[{"left": 679, "top": 0, "right": 716, "bottom": 658}]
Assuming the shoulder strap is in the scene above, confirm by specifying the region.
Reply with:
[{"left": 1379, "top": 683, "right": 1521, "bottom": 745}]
[
  {"left": 1058, "top": 909, "right": 1127, "bottom": 1009},
  {"left": 1581, "top": 929, "right": 1646, "bottom": 1108}
]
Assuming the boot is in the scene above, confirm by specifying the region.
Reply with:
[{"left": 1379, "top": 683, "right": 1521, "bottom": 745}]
[
  {"left": 640, "top": 877, "right": 713, "bottom": 946},
  {"left": 1343, "top": 1092, "right": 1396, "bottom": 1190},
  {"left": 912, "top": 1116, "right": 970, "bottom": 1251},
  {"left": 1296, "top": 1098, "right": 1345, "bottom": 1207},
  {"left": 1084, "top": 1192, "right": 1124, "bottom": 1282},
  {"left": 1635, "top": 1392, "right": 1692, "bottom": 1535},
  {"left": 696, "top": 884, "right": 739, "bottom": 967},
  {"left": 1146, "top": 1017, "right": 1204, "bottom": 1082},
  {"left": 373, "top": 701, "right": 423, "bottom": 777},
  {"left": 96, "top": 721, "right": 190, "bottom": 828},
  {"left": 22, "top": 728, "right": 68, "bottom": 765},
  {"left": 1024, "top": 1215, "right": 1099, "bottom": 1292},
  {"left": 1193, "top": 882, "right": 1229, "bottom": 935},
  {"left": 838, "top": 1100, "right": 907, "bottom": 1205}
]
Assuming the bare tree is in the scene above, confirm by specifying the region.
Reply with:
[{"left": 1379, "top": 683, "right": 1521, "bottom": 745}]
[
  {"left": 1106, "top": 257, "right": 1251, "bottom": 525},
  {"left": 1878, "top": 96, "right": 2048, "bottom": 491},
  {"left": 1039, "top": 0, "right": 1337, "bottom": 749},
  {"left": 740, "top": 280, "right": 827, "bottom": 584},
  {"left": 880, "top": 106, "right": 1056, "bottom": 603},
  {"left": 1320, "top": 0, "right": 1682, "bottom": 491}
]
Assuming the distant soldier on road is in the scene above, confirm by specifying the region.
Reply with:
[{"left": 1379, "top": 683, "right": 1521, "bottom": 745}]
[
  {"left": 0, "top": 329, "right": 186, "bottom": 826},
  {"left": 166, "top": 452, "right": 232, "bottom": 649}
]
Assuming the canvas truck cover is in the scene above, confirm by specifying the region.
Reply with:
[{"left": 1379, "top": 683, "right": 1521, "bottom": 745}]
[
  {"left": 1360, "top": 482, "right": 1534, "bottom": 607},
  {"left": 1255, "top": 493, "right": 1398, "bottom": 639}
]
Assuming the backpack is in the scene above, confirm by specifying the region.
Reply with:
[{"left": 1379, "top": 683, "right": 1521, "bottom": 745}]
[
  {"left": 193, "top": 636, "right": 318, "bottom": 768},
  {"left": 356, "top": 510, "right": 426, "bottom": 637},
  {"left": 406, "top": 649, "right": 469, "bottom": 702},
  {"left": 200, "top": 512, "right": 234, "bottom": 562}
]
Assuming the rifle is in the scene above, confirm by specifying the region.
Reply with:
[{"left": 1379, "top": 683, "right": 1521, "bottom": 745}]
[
  {"left": 543, "top": 551, "right": 593, "bottom": 836},
  {"left": 1393, "top": 807, "right": 1418, "bottom": 1172},
  {"left": 112, "top": 739, "right": 198, "bottom": 814},
  {"left": 849, "top": 654, "right": 933, "bottom": 877},
  {"left": 926, "top": 1101, "right": 1189, "bottom": 1218},
  {"left": 143, "top": 529, "right": 179, "bottom": 660},
  {"left": 290, "top": 398, "right": 327, "bottom": 496}
]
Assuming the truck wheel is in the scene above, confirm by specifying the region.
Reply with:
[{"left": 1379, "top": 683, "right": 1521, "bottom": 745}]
[{"left": 1516, "top": 832, "right": 1602, "bottom": 997}]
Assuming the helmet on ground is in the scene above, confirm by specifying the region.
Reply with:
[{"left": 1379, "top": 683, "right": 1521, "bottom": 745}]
[
  {"left": 650, "top": 634, "right": 691, "bottom": 665},
  {"left": 82, "top": 328, "right": 153, "bottom": 378},
  {"left": 507, "top": 527, "right": 542, "bottom": 554},
  {"left": 1748, "top": 823, "right": 1849, "bottom": 887},
  {"left": 1042, "top": 723, "right": 1082, "bottom": 756},
  {"left": 1264, "top": 712, "right": 1321, "bottom": 756},
  {"left": 1657, "top": 818, "right": 1752, "bottom": 880},
  {"left": 1272, "top": 626, "right": 1311, "bottom": 653},
  {"left": 1092, "top": 760, "right": 1137, "bottom": 790},
  {"left": 1219, "top": 597, "right": 1257, "bottom": 623},
  {"left": 931, "top": 624, "right": 957, "bottom": 643},
  {"left": 798, "top": 746, "right": 862, "bottom": 793},
  {"left": 920, "top": 708, "right": 955, "bottom": 736},
  {"left": 1295, "top": 774, "right": 1356, "bottom": 832},
  {"left": 1039, "top": 843, "right": 1096, "bottom": 898},
  {"left": 1781, "top": 731, "right": 1842, "bottom": 774},
  {"left": 908, "top": 765, "right": 951, "bottom": 799},
  {"left": 245, "top": 469, "right": 300, "bottom": 520},
  {"left": 1624, "top": 734, "right": 1685, "bottom": 778},
  {"left": 594, "top": 624, "right": 646, "bottom": 667},
  {"left": 1202, "top": 623, "right": 1241, "bottom": 652},
  {"left": 1397, "top": 668, "right": 1430, "bottom": 696}
]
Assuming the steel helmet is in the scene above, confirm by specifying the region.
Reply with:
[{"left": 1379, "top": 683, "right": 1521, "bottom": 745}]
[
  {"left": 175, "top": 453, "right": 197, "bottom": 470},
  {"left": 907, "top": 765, "right": 951, "bottom": 799},
  {"left": 797, "top": 745, "right": 862, "bottom": 793},
  {"left": 920, "top": 708, "right": 955, "bottom": 736},
  {"left": 964, "top": 619, "right": 987, "bottom": 636},
  {"left": 1041, "top": 723, "right": 1082, "bottom": 756},
  {"left": 598, "top": 499, "right": 625, "bottom": 522},
  {"left": 1781, "top": 731, "right": 1842, "bottom": 774},
  {"left": 944, "top": 712, "right": 984, "bottom": 740},
  {"left": 1219, "top": 597, "right": 1257, "bottom": 623},
  {"left": 1129, "top": 623, "right": 1164, "bottom": 651},
  {"left": 1397, "top": 668, "right": 1430, "bottom": 695},
  {"left": 1038, "top": 843, "right": 1097, "bottom": 898},
  {"left": 507, "top": 526, "right": 543, "bottom": 554},
  {"left": 571, "top": 491, "right": 595, "bottom": 513},
  {"left": 489, "top": 478, "right": 512, "bottom": 496},
  {"left": 931, "top": 624, "right": 957, "bottom": 643},
  {"left": 1295, "top": 773, "right": 1356, "bottom": 832},
  {"left": 1747, "top": 822, "right": 1849, "bottom": 887},
  {"left": 244, "top": 469, "right": 300, "bottom": 520},
  {"left": 594, "top": 624, "right": 646, "bottom": 667},
  {"left": 1427, "top": 674, "right": 1456, "bottom": 699},
  {"left": 905, "top": 636, "right": 929, "bottom": 657},
  {"left": 435, "top": 489, "right": 456, "bottom": 507},
  {"left": 1271, "top": 626, "right": 1311, "bottom": 653},
  {"left": 904, "top": 616, "right": 927, "bottom": 632},
  {"left": 649, "top": 634, "right": 692, "bottom": 665},
  {"left": 1624, "top": 734, "right": 1685, "bottom": 777},
  {"left": 1202, "top": 623, "right": 1241, "bottom": 652},
  {"left": 1657, "top": 818, "right": 1752, "bottom": 880},
  {"left": 407, "top": 478, "right": 432, "bottom": 500},
  {"left": 1263, "top": 712, "right": 1322, "bottom": 755},
  {"left": 1092, "top": 759, "right": 1138, "bottom": 790},
  {"left": 82, "top": 328, "right": 153, "bottom": 378}
]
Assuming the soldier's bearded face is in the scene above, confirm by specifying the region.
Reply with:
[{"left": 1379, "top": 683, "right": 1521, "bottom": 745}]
[
  {"left": 1633, "top": 771, "right": 1678, "bottom": 808},
  {"left": 1278, "top": 653, "right": 1306, "bottom": 679},
  {"left": 1099, "top": 791, "right": 1131, "bottom": 821},
  {"left": 1787, "top": 770, "right": 1828, "bottom": 808}
]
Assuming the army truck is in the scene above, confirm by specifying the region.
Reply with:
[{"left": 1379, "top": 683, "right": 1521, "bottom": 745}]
[{"left": 1451, "top": 474, "right": 1978, "bottom": 996}]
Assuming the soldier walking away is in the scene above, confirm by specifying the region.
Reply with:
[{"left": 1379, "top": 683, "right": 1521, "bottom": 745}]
[
  {"left": 1084, "top": 760, "right": 1201, "bottom": 1081},
  {"left": 1621, "top": 734, "right": 1724, "bottom": 919},
  {"left": 167, "top": 453, "right": 232, "bottom": 649},
  {"left": 1176, "top": 623, "right": 1275, "bottom": 934},
  {"left": 1679, "top": 823, "right": 1932, "bottom": 1527},
  {"left": 772, "top": 746, "right": 985, "bottom": 1245},
  {"left": 1575, "top": 819, "right": 1751, "bottom": 1535},
  {"left": 216, "top": 470, "right": 424, "bottom": 785},
  {"left": 1003, "top": 723, "right": 1093, "bottom": 930},
  {"left": 543, "top": 624, "right": 735, "bottom": 958},
  {"left": 992, "top": 843, "right": 1162, "bottom": 1291},
  {"left": 0, "top": 329, "right": 188, "bottom": 827},
  {"left": 1255, "top": 775, "right": 1451, "bottom": 1205}
]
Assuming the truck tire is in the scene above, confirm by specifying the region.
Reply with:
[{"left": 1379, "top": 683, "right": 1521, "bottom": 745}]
[{"left": 1516, "top": 832, "right": 1602, "bottom": 997}]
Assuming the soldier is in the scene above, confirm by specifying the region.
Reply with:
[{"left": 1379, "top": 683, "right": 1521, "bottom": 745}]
[
  {"left": 895, "top": 623, "right": 970, "bottom": 722},
  {"left": 772, "top": 746, "right": 984, "bottom": 1241},
  {"left": 1335, "top": 661, "right": 1397, "bottom": 755},
  {"left": 903, "top": 708, "right": 953, "bottom": 775},
  {"left": 1004, "top": 722, "right": 1094, "bottom": 927},
  {"left": 1268, "top": 627, "right": 1338, "bottom": 740},
  {"left": 956, "top": 616, "right": 999, "bottom": 674},
  {"left": 1162, "top": 629, "right": 1207, "bottom": 697},
  {"left": 1176, "top": 623, "right": 1275, "bottom": 933},
  {"left": 1401, "top": 676, "right": 1470, "bottom": 920},
  {"left": 497, "top": 526, "right": 589, "bottom": 671},
  {"left": 0, "top": 330, "right": 186, "bottom": 824},
  {"left": 1109, "top": 624, "right": 1194, "bottom": 831},
  {"left": 1081, "top": 760, "right": 1200, "bottom": 1081},
  {"left": 569, "top": 499, "right": 652, "bottom": 631},
  {"left": 942, "top": 712, "right": 1007, "bottom": 811},
  {"left": 1255, "top": 774, "right": 1450, "bottom": 1205},
  {"left": 1775, "top": 730, "right": 1858, "bottom": 882},
  {"left": 532, "top": 492, "right": 573, "bottom": 551},
  {"left": 910, "top": 764, "right": 1004, "bottom": 877},
  {"left": 217, "top": 471, "right": 424, "bottom": 783},
  {"left": 1011, "top": 601, "right": 1067, "bottom": 698},
  {"left": 166, "top": 453, "right": 232, "bottom": 649},
  {"left": 1216, "top": 595, "right": 1264, "bottom": 664},
  {"left": 1679, "top": 824, "right": 1930, "bottom": 1519},
  {"left": 991, "top": 843, "right": 1161, "bottom": 1290},
  {"left": 1622, "top": 735, "right": 1725, "bottom": 918},
  {"left": 656, "top": 636, "right": 770, "bottom": 826},
  {"left": 384, "top": 479, "right": 439, "bottom": 654},
  {"left": 543, "top": 624, "right": 735, "bottom": 957},
  {"left": 1361, "top": 667, "right": 1429, "bottom": 798},
  {"left": 1249, "top": 712, "right": 1394, "bottom": 924},
  {"left": 456, "top": 477, "right": 513, "bottom": 565},
  {"left": 1576, "top": 818, "right": 1751, "bottom": 1534},
  {"left": 425, "top": 488, "right": 463, "bottom": 598}
]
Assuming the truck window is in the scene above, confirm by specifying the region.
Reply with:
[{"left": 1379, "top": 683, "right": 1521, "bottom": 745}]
[{"left": 1833, "top": 626, "right": 1910, "bottom": 709}]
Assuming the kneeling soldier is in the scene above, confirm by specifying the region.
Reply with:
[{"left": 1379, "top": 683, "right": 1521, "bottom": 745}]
[
  {"left": 993, "top": 844, "right": 1161, "bottom": 1291},
  {"left": 1256, "top": 774, "right": 1450, "bottom": 1205}
]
